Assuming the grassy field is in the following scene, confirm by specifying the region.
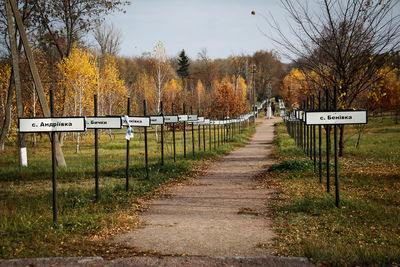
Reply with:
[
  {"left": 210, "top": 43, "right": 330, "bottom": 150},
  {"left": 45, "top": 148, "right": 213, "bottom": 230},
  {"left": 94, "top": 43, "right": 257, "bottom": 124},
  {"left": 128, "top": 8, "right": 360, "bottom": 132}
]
[
  {"left": 0, "top": 122, "right": 254, "bottom": 259},
  {"left": 260, "top": 116, "right": 400, "bottom": 265}
]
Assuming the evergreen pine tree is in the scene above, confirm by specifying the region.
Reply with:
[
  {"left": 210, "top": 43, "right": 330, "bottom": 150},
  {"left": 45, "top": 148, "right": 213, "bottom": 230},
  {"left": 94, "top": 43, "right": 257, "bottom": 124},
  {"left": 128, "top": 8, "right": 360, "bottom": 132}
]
[{"left": 177, "top": 49, "right": 190, "bottom": 79}]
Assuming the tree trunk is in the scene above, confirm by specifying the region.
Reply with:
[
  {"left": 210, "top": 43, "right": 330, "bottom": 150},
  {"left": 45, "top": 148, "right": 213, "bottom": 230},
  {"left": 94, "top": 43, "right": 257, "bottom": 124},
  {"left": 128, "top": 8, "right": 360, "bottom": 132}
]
[
  {"left": 339, "top": 125, "right": 345, "bottom": 157},
  {"left": 355, "top": 125, "right": 364, "bottom": 149},
  {"left": 0, "top": 77, "right": 13, "bottom": 151},
  {"left": 155, "top": 125, "right": 159, "bottom": 143},
  {"left": 7, "top": 0, "right": 27, "bottom": 166},
  {"left": 9, "top": 0, "right": 66, "bottom": 167},
  {"left": 76, "top": 132, "right": 80, "bottom": 153},
  {"left": 108, "top": 129, "right": 113, "bottom": 140}
]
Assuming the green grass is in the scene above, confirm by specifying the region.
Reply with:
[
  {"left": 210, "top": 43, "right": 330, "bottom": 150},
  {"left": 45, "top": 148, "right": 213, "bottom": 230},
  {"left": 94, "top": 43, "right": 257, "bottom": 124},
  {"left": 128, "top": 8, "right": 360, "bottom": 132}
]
[
  {"left": 0, "top": 123, "right": 254, "bottom": 259},
  {"left": 259, "top": 116, "right": 400, "bottom": 266}
]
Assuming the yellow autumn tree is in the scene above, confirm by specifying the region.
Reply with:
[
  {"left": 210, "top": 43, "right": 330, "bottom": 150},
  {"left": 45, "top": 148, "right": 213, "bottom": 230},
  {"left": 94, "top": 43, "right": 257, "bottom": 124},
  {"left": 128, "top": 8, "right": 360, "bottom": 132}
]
[
  {"left": 0, "top": 63, "right": 11, "bottom": 121},
  {"left": 0, "top": 62, "right": 12, "bottom": 150},
  {"left": 236, "top": 76, "right": 248, "bottom": 114},
  {"left": 58, "top": 46, "right": 98, "bottom": 152},
  {"left": 162, "top": 78, "right": 182, "bottom": 113},
  {"left": 373, "top": 66, "right": 400, "bottom": 123},
  {"left": 132, "top": 73, "right": 157, "bottom": 114},
  {"left": 195, "top": 79, "right": 205, "bottom": 110},
  {"left": 281, "top": 68, "right": 308, "bottom": 108},
  {"left": 99, "top": 54, "right": 127, "bottom": 116}
]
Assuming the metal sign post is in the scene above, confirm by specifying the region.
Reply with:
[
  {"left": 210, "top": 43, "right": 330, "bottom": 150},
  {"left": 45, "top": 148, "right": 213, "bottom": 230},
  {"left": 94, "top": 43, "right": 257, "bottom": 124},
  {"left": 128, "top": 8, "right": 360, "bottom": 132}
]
[
  {"left": 126, "top": 98, "right": 130, "bottom": 191},
  {"left": 161, "top": 102, "right": 164, "bottom": 166},
  {"left": 312, "top": 96, "right": 316, "bottom": 173},
  {"left": 208, "top": 113, "right": 212, "bottom": 151},
  {"left": 318, "top": 92, "right": 322, "bottom": 184},
  {"left": 213, "top": 117, "right": 216, "bottom": 149},
  {"left": 121, "top": 113, "right": 151, "bottom": 180},
  {"left": 305, "top": 95, "right": 367, "bottom": 208},
  {"left": 149, "top": 102, "right": 165, "bottom": 165},
  {"left": 165, "top": 106, "right": 179, "bottom": 163},
  {"left": 202, "top": 116, "right": 206, "bottom": 152},
  {"left": 217, "top": 119, "right": 220, "bottom": 146},
  {"left": 50, "top": 90, "right": 57, "bottom": 222},
  {"left": 88, "top": 96, "right": 122, "bottom": 200},
  {"left": 19, "top": 90, "right": 85, "bottom": 222},
  {"left": 190, "top": 107, "right": 195, "bottom": 157},
  {"left": 94, "top": 95, "right": 99, "bottom": 201},
  {"left": 334, "top": 87, "right": 339, "bottom": 207},
  {"left": 325, "top": 89, "right": 331, "bottom": 193},
  {"left": 183, "top": 103, "right": 186, "bottom": 158},
  {"left": 144, "top": 100, "right": 149, "bottom": 179},
  {"left": 198, "top": 111, "right": 201, "bottom": 152},
  {"left": 172, "top": 104, "right": 176, "bottom": 162}
]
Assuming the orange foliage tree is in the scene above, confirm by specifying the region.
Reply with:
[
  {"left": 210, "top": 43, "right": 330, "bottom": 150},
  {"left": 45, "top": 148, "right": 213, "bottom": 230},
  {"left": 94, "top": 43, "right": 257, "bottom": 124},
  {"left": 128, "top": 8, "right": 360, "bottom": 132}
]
[{"left": 213, "top": 77, "right": 239, "bottom": 118}]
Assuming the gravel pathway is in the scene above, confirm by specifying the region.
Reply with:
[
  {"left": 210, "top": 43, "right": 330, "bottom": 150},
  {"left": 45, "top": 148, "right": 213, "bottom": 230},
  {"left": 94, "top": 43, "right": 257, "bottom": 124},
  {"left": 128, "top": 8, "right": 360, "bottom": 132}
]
[{"left": 114, "top": 117, "right": 279, "bottom": 256}]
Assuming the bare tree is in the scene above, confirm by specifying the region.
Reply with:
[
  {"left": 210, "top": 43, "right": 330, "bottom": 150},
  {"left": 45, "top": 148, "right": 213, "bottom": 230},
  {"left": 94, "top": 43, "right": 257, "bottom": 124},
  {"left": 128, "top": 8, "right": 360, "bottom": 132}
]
[
  {"left": 93, "top": 22, "right": 123, "bottom": 56},
  {"left": 268, "top": 0, "right": 400, "bottom": 156}
]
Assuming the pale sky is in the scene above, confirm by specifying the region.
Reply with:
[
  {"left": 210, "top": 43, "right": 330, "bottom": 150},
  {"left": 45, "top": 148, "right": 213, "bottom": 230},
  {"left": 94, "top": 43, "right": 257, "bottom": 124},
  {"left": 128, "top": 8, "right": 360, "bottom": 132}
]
[{"left": 105, "top": 0, "right": 288, "bottom": 60}]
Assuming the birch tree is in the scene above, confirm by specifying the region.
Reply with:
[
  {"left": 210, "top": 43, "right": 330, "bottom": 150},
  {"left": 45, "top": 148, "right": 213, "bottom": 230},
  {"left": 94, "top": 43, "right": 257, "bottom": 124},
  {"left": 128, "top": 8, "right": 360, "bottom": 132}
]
[
  {"left": 58, "top": 46, "right": 98, "bottom": 152},
  {"left": 151, "top": 41, "right": 170, "bottom": 142}
]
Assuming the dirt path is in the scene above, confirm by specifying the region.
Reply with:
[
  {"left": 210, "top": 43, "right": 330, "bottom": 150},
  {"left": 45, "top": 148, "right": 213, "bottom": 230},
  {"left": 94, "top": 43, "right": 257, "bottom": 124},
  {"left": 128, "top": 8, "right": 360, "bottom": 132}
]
[{"left": 114, "top": 117, "right": 280, "bottom": 256}]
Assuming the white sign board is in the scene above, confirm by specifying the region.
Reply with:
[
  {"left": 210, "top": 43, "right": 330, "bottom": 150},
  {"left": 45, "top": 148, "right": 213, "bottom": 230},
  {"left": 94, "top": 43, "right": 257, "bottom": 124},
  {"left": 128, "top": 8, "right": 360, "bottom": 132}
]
[
  {"left": 295, "top": 110, "right": 305, "bottom": 121},
  {"left": 122, "top": 116, "right": 150, "bottom": 127},
  {"left": 305, "top": 111, "right": 368, "bottom": 125},
  {"left": 188, "top": 114, "right": 198, "bottom": 121},
  {"left": 86, "top": 117, "right": 121, "bottom": 129},
  {"left": 204, "top": 119, "right": 210, "bottom": 125},
  {"left": 19, "top": 117, "right": 85, "bottom": 133},
  {"left": 178, "top": 115, "right": 188, "bottom": 122},
  {"left": 197, "top": 117, "right": 205, "bottom": 122},
  {"left": 164, "top": 115, "right": 178, "bottom": 123},
  {"left": 150, "top": 116, "right": 164, "bottom": 125}
]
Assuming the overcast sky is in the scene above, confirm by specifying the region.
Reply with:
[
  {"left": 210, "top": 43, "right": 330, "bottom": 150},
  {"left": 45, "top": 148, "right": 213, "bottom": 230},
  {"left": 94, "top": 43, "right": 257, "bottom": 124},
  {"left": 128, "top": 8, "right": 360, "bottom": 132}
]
[{"left": 105, "top": 0, "right": 289, "bottom": 61}]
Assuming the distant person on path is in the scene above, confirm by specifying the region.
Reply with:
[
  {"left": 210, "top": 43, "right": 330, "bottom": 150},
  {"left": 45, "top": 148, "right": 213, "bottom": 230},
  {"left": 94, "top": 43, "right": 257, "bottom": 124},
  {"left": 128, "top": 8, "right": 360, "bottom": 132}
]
[
  {"left": 264, "top": 107, "right": 268, "bottom": 117},
  {"left": 267, "top": 103, "right": 272, "bottom": 119},
  {"left": 271, "top": 103, "right": 276, "bottom": 116}
]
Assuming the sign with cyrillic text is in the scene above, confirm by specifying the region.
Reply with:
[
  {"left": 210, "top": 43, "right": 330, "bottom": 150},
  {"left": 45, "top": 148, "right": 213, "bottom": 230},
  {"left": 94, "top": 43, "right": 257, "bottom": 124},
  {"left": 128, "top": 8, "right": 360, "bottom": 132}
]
[
  {"left": 188, "top": 114, "right": 198, "bottom": 121},
  {"left": 150, "top": 116, "right": 164, "bottom": 125},
  {"left": 164, "top": 115, "right": 179, "bottom": 123},
  {"left": 305, "top": 111, "right": 368, "bottom": 125},
  {"left": 178, "top": 115, "right": 188, "bottom": 122},
  {"left": 121, "top": 116, "right": 150, "bottom": 127},
  {"left": 19, "top": 117, "right": 85, "bottom": 133},
  {"left": 86, "top": 117, "right": 121, "bottom": 129}
]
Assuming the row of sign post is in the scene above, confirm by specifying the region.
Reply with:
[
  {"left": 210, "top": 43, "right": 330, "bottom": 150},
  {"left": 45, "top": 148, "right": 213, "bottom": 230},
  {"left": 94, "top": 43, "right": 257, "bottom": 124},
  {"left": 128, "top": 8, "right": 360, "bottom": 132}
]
[
  {"left": 282, "top": 91, "right": 367, "bottom": 207},
  {"left": 18, "top": 91, "right": 258, "bottom": 222}
]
